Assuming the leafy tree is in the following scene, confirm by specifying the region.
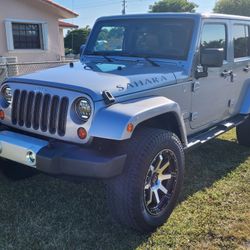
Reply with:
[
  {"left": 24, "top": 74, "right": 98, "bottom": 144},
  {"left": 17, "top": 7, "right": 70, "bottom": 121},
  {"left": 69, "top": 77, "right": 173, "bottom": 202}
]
[
  {"left": 214, "top": 0, "right": 250, "bottom": 17},
  {"left": 97, "top": 27, "right": 124, "bottom": 41},
  {"left": 64, "top": 26, "right": 91, "bottom": 54},
  {"left": 94, "top": 27, "right": 125, "bottom": 51},
  {"left": 98, "top": 29, "right": 109, "bottom": 41},
  {"left": 149, "top": 0, "right": 198, "bottom": 13}
]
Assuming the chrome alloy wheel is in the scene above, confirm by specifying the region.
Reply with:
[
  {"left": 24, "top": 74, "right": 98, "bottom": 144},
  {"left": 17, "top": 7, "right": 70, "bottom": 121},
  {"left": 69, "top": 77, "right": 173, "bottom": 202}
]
[{"left": 144, "top": 149, "right": 178, "bottom": 216}]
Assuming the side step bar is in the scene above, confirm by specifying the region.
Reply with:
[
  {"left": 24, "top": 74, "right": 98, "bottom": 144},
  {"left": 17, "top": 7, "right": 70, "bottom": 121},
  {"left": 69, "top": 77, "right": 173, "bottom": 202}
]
[{"left": 186, "top": 115, "right": 247, "bottom": 150}]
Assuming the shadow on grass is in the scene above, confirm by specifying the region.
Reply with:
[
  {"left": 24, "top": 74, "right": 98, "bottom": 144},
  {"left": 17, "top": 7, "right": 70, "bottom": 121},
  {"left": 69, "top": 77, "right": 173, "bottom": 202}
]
[
  {"left": 0, "top": 135, "right": 249, "bottom": 250},
  {"left": 181, "top": 136, "right": 250, "bottom": 201}
]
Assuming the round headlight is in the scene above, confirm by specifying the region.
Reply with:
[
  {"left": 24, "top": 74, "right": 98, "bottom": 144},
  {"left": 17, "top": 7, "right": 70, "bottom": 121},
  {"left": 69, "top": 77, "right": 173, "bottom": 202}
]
[
  {"left": 75, "top": 98, "right": 92, "bottom": 121},
  {"left": 1, "top": 85, "right": 12, "bottom": 104}
]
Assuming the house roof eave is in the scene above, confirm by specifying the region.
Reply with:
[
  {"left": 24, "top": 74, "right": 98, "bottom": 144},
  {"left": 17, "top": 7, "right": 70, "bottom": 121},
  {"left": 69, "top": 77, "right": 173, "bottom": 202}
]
[
  {"left": 39, "top": 0, "right": 79, "bottom": 19},
  {"left": 59, "top": 20, "right": 79, "bottom": 29}
]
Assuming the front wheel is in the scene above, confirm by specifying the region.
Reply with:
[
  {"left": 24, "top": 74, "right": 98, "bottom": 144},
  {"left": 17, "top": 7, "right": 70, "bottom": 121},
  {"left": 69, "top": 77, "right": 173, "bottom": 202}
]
[{"left": 107, "top": 128, "right": 185, "bottom": 232}]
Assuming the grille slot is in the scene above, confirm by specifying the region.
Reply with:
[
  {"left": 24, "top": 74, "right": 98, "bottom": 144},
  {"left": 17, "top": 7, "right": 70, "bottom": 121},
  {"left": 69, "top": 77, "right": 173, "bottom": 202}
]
[
  {"left": 25, "top": 92, "right": 35, "bottom": 128},
  {"left": 41, "top": 94, "right": 51, "bottom": 132},
  {"left": 12, "top": 90, "right": 20, "bottom": 125},
  {"left": 12, "top": 90, "right": 68, "bottom": 136},
  {"left": 58, "top": 97, "right": 69, "bottom": 136},
  {"left": 18, "top": 91, "right": 27, "bottom": 127},
  {"left": 49, "top": 96, "right": 60, "bottom": 134},
  {"left": 33, "top": 93, "right": 42, "bottom": 130}
]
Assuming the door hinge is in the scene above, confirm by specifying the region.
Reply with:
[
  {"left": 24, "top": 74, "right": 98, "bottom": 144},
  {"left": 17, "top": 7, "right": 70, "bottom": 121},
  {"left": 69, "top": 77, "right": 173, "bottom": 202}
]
[
  {"left": 190, "top": 112, "right": 198, "bottom": 121},
  {"left": 228, "top": 99, "right": 235, "bottom": 108},
  {"left": 192, "top": 81, "right": 200, "bottom": 92}
]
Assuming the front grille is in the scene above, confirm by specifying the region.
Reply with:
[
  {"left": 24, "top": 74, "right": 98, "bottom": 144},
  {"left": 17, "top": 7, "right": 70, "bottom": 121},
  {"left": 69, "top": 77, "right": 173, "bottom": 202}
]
[{"left": 12, "top": 90, "right": 69, "bottom": 136}]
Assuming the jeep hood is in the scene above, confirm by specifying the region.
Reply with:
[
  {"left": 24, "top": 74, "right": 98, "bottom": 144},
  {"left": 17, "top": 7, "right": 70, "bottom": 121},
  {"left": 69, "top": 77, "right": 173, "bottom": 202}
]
[{"left": 7, "top": 61, "right": 182, "bottom": 102}]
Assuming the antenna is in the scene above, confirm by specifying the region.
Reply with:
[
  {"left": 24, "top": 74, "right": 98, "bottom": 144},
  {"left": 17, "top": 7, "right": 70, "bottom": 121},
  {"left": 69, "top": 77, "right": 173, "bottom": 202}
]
[{"left": 122, "top": 0, "right": 127, "bottom": 15}]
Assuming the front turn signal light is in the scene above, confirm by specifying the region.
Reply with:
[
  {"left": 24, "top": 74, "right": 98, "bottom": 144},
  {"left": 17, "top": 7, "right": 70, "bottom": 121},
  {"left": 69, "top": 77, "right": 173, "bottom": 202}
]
[
  {"left": 0, "top": 110, "right": 5, "bottom": 120},
  {"left": 77, "top": 127, "right": 87, "bottom": 140},
  {"left": 127, "top": 123, "right": 134, "bottom": 133}
]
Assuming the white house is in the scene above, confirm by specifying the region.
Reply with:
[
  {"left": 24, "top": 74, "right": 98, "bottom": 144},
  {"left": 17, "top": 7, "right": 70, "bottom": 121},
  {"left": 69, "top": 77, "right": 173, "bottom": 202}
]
[{"left": 0, "top": 0, "right": 78, "bottom": 63}]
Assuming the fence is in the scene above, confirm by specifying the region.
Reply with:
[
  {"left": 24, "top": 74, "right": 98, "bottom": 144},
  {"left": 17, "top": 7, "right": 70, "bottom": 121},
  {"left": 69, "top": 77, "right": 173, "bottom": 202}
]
[{"left": 0, "top": 60, "right": 76, "bottom": 84}]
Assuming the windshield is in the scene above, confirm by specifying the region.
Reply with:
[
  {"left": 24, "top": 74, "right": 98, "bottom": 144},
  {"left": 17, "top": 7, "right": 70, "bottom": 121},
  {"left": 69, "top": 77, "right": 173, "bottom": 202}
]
[{"left": 85, "top": 18, "right": 194, "bottom": 60}]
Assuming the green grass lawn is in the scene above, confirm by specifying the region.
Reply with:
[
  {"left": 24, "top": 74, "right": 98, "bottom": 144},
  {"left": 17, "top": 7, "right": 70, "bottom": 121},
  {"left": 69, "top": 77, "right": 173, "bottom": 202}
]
[{"left": 0, "top": 129, "right": 249, "bottom": 250}]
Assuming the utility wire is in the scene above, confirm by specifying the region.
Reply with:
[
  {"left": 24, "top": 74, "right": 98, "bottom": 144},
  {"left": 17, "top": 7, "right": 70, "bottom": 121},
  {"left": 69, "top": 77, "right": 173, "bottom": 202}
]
[
  {"left": 73, "top": 0, "right": 152, "bottom": 11},
  {"left": 122, "top": 0, "right": 127, "bottom": 15},
  {"left": 75, "top": 2, "right": 121, "bottom": 10},
  {"left": 73, "top": 0, "right": 122, "bottom": 9}
]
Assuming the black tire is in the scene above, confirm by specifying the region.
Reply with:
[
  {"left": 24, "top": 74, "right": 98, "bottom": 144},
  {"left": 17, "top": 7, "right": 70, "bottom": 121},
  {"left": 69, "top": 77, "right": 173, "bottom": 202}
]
[
  {"left": 236, "top": 116, "right": 250, "bottom": 147},
  {"left": 1, "top": 160, "right": 37, "bottom": 181},
  {"left": 106, "top": 128, "right": 185, "bottom": 232}
]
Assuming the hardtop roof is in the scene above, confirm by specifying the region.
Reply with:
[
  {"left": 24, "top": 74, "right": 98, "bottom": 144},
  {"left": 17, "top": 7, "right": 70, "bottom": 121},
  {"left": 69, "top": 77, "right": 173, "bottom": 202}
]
[{"left": 97, "top": 12, "right": 250, "bottom": 22}]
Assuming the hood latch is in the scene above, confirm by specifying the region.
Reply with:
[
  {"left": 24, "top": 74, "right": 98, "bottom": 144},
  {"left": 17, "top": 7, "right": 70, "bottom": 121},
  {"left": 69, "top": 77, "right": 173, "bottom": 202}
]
[{"left": 102, "top": 90, "right": 115, "bottom": 105}]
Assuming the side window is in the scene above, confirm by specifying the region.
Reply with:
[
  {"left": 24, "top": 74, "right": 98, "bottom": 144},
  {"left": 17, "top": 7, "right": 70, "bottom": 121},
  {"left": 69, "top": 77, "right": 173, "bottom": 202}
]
[
  {"left": 233, "top": 25, "right": 250, "bottom": 59},
  {"left": 201, "top": 23, "right": 227, "bottom": 59}
]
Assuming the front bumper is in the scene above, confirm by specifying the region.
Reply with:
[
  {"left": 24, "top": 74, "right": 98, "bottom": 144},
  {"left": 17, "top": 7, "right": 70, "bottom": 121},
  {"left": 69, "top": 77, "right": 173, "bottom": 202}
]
[{"left": 0, "top": 131, "right": 126, "bottom": 178}]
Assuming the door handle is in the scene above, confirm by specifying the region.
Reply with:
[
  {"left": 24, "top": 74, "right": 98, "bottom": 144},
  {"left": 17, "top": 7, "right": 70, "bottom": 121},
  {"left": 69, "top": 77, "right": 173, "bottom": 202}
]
[
  {"left": 221, "top": 70, "right": 234, "bottom": 82},
  {"left": 221, "top": 70, "right": 233, "bottom": 77},
  {"left": 243, "top": 66, "right": 249, "bottom": 72}
]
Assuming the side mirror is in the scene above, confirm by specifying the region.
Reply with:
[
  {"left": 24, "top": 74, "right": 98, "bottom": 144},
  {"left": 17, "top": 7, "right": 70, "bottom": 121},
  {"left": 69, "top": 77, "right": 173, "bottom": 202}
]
[
  {"left": 80, "top": 44, "right": 86, "bottom": 56},
  {"left": 201, "top": 48, "right": 224, "bottom": 68}
]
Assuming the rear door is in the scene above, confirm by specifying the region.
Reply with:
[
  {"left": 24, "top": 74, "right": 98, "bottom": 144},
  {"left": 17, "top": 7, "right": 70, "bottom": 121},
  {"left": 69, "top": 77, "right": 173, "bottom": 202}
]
[{"left": 229, "top": 21, "right": 250, "bottom": 115}]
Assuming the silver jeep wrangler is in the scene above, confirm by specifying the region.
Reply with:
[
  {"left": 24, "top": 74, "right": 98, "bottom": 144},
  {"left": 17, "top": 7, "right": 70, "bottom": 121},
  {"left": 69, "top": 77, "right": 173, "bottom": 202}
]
[{"left": 0, "top": 13, "right": 250, "bottom": 232}]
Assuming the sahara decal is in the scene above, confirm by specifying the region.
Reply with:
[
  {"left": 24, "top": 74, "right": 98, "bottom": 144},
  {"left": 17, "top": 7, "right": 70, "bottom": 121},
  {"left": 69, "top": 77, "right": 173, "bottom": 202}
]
[{"left": 116, "top": 74, "right": 169, "bottom": 91}]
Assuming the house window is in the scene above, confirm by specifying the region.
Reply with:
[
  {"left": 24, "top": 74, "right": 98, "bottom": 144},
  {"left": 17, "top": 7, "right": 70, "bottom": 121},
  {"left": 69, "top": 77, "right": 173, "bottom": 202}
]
[
  {"left": 4, "top": 19, "right": 48, "bottom": 51},
  {"left": 12, "top": 23, "right": 42, "bottom": 49},
  {"left": 233, "top": 25, "right": 250, "bottom": 59}
]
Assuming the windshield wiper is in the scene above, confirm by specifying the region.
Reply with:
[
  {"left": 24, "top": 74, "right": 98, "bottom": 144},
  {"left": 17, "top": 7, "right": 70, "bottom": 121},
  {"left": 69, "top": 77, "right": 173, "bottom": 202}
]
[
  {"left": 124, "top": 53, "right": 160, "bottom": 67},
  {"left": 85, "top": 53, "right": 160, "bottom": 66},
  {"left": 85, "top": 52, "right": 114, "bottom": 63},
  {"left": 143, "top": 57, "right": 160, "bottom": 67},
  {"left": 102, "top": 55, "right": 113, "bottom": 62}
]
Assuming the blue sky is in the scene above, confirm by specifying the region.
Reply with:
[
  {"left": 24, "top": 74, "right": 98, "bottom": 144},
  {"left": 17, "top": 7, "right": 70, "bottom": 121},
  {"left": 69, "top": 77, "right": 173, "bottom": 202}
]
[{"left": 56, "top": 0, "right": 217, "bottom": 28}]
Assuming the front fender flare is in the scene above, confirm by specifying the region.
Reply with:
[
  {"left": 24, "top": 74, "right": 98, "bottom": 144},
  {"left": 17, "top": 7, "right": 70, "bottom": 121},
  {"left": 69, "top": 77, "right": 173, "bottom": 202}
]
[{"left": 89, "top": 96, "right": 188, "bottom": 146}]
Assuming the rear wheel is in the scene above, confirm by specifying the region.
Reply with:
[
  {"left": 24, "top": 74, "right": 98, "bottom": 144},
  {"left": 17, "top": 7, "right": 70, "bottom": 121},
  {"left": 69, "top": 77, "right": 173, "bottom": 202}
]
[
  {"left": 106, "top": 128, "right": 185, "bottom": 232},
  {"left": 236, "top": 116, "right": 250, "bottom": 147}
]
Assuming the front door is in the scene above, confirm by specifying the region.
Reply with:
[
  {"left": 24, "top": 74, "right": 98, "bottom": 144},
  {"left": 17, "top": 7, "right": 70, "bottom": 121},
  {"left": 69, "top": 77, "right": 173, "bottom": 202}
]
[{"left": 190, "top": 21, "right": 233, "bottom": 130}]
